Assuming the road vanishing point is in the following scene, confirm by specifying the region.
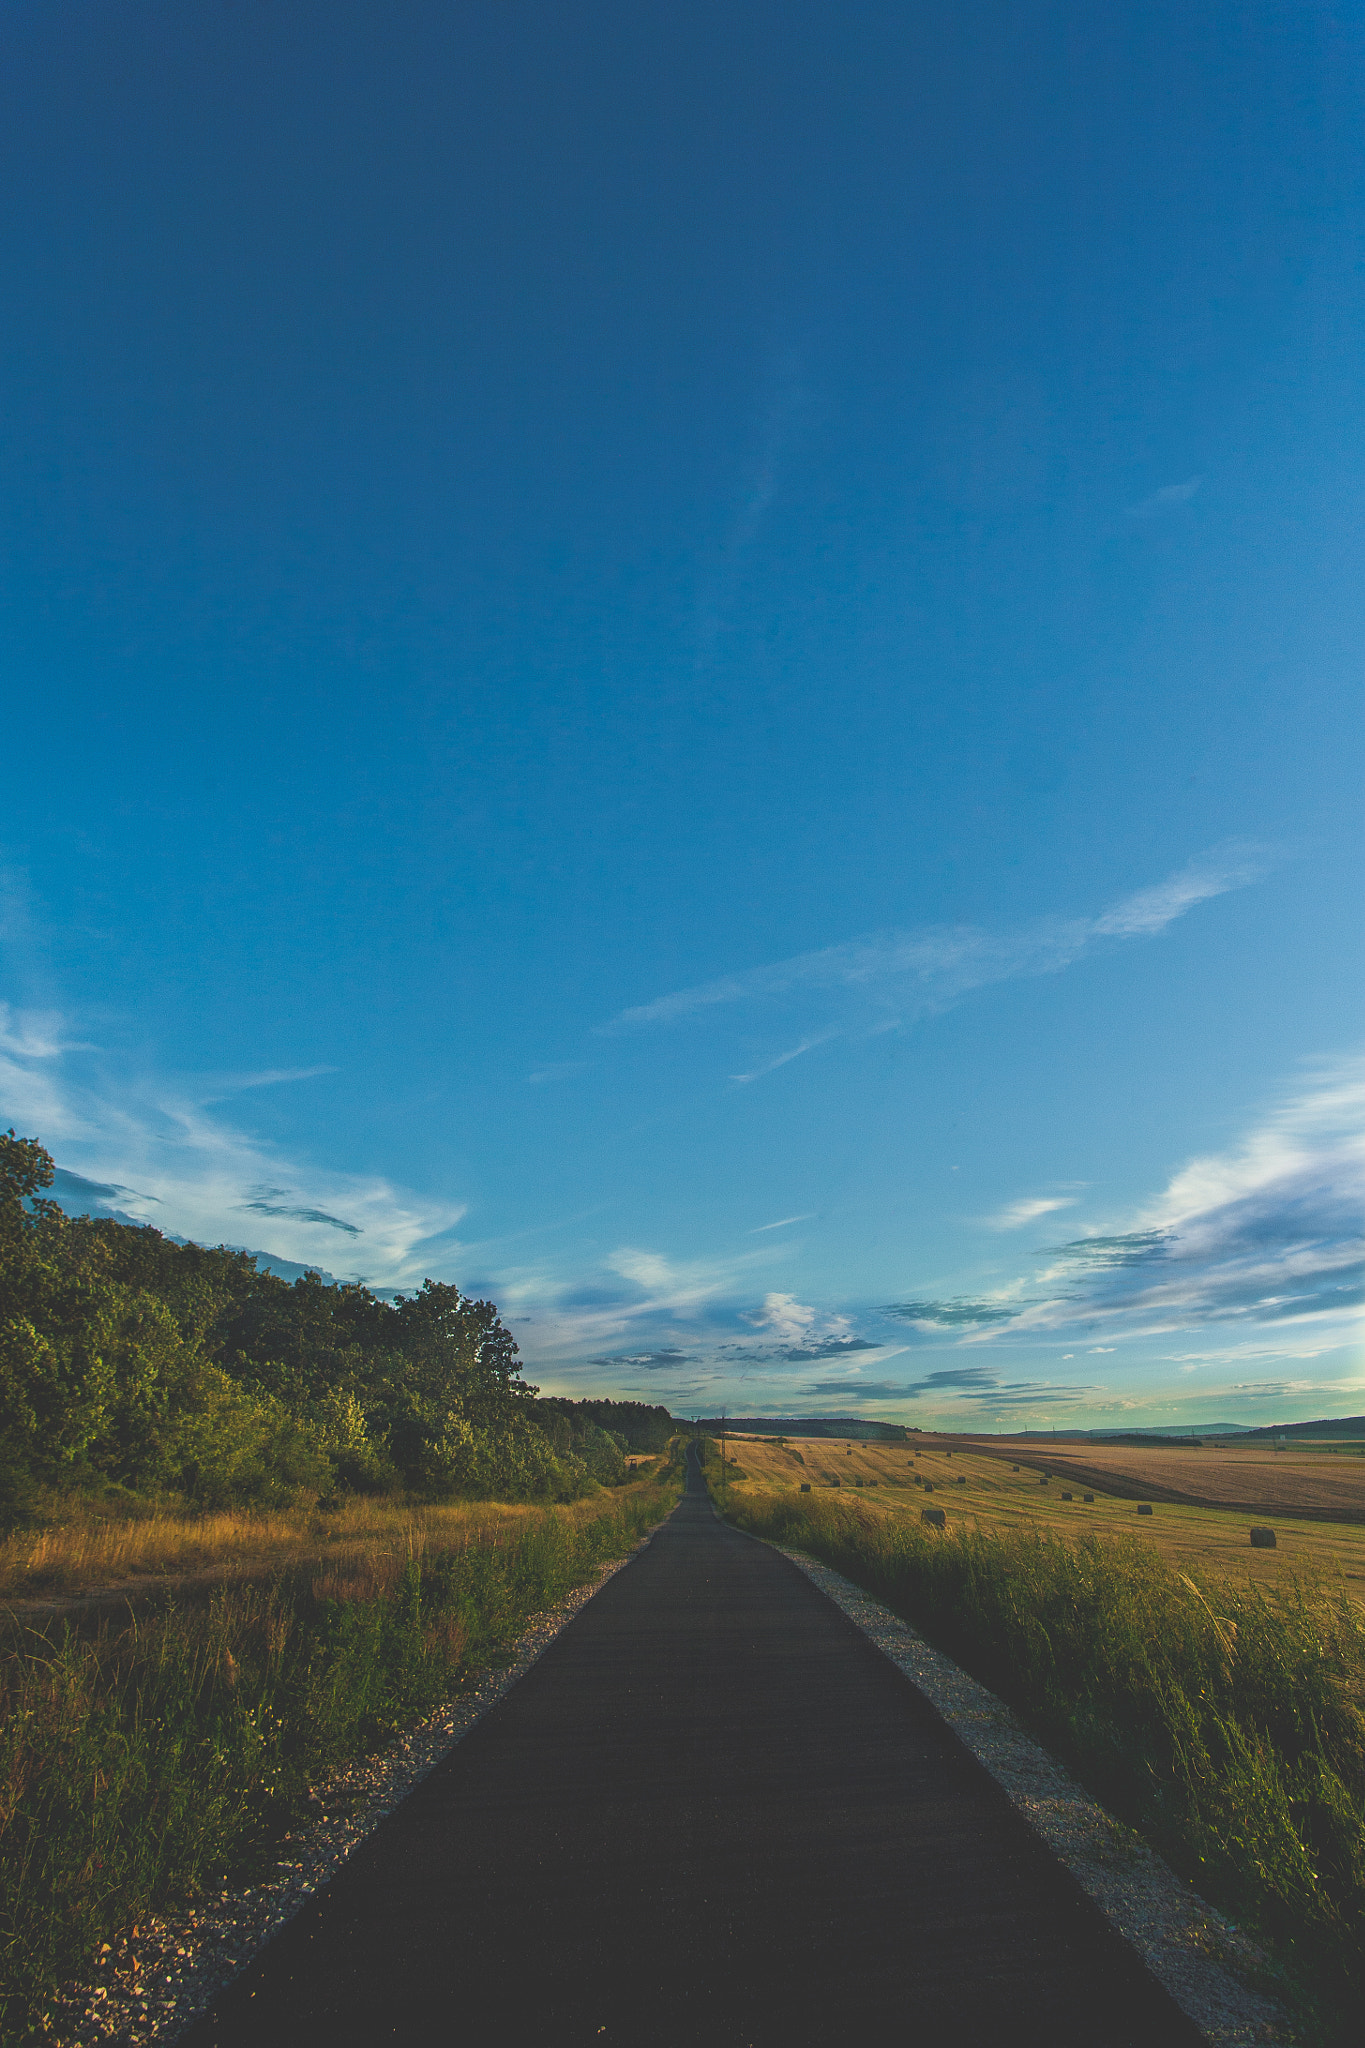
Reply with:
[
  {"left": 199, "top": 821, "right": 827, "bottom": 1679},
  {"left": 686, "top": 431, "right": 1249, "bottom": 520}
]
[{"left": 183, "top": 1447, "right": 1206, "bottom": 2045}]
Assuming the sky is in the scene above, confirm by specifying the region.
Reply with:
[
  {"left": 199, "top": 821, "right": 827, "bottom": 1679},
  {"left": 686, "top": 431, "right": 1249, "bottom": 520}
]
[{"left": 1, "top": 0, "right": 1362, "bottom": 1430}]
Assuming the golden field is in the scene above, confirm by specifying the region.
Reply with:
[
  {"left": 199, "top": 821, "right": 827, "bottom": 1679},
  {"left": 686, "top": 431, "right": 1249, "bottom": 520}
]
[{"left": 717, "top": 1434, "right": 1365, "bottom": 1589}]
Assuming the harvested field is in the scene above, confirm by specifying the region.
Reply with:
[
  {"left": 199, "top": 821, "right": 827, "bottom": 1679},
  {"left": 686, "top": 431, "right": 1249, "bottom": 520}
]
[
  {"left": 722, "top": 1435, "right": 1365, "bottom": 1588},
  {"left": 966, "top": 1438, "right": 1365, "bottom": 1523}
]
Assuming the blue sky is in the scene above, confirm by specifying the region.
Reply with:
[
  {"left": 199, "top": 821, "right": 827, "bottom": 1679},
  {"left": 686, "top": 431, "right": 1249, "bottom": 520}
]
[{"left": 2, "top": 1, "right": 1361, "bottom": 1428}]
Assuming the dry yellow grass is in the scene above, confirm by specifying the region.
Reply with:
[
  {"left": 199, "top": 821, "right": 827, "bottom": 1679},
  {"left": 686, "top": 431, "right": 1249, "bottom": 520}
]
[
  {"left": 0, "top": 1461, "right": 665, "bottom": 1608},
  {"left": 722, "top": 1435, "right": 1365, "bottom": 1589}
]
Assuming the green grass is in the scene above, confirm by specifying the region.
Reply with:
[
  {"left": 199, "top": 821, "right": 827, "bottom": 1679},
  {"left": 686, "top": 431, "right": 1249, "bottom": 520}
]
[
  {"left": 719, "top": 1481, "right": 1365, "bottom": 2044},
  {"left": 0, "top": 1466, "right": 682, "bottom": 2042}
]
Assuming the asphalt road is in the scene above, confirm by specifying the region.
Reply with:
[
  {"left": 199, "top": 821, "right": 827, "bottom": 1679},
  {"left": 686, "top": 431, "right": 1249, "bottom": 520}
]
[{"left": 182, "top": 1448, "right": 1206, "bottom": 2045}]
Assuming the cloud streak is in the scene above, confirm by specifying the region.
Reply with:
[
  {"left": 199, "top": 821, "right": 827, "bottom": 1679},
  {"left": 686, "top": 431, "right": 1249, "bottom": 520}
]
[
  {"left": 801, "top": 1365, "right": 1101, "bottom": 1409},
  {"left": 597, "top": 845, "right": 1269, "bottom": 1041},
  {"left": 987, "top": 1195, "right": 1078, "bottom": 1229},
  {"left": 730, "top": 1035, "right": 836, "bottom": 1084},
  {"left": 1127, "top": 476, "right": 1203, "bottom": 517}
]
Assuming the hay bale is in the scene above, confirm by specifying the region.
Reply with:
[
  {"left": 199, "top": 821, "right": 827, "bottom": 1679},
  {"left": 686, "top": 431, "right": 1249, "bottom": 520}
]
[
  {"left": 799, "top": 1482, "right": 811, "bottom": 1493},
  {"left": 1137, "top": 1504, "right": 1153, "bottom": 1516},
  {"left": 1250, "top": 1526, "right": 1277, "bottom": 1548},
  {"left": 1061, "top": 1492, "right": 1073, "bottom": 1501},
  {"left": 1083, "top": 1493, "right": 1094, "bottom": 1503},
  {"left": 921, "top": 1507, "right": 946, "bottom": 1528}
]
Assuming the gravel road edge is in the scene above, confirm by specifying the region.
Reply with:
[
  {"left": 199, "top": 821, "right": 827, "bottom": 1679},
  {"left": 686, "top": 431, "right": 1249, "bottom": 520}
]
[
  {"left": 774, "top": 1543, "right": 1298, "bottom": 2048},
  {"left": 46, "top": 1517, "right": 673, "bottom": 2047}
]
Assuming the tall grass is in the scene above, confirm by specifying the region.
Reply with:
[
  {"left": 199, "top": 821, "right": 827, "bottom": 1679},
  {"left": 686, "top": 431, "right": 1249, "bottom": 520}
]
[
  {"left": 0, "top": 1486, "right": 667, "bottom": 1601},
  {"left": 725, "top": 1487, "right": 1365, "bottom": 2041},
  {"left": 0, "top": 1474, "right": 680, "bottom": 2040}
]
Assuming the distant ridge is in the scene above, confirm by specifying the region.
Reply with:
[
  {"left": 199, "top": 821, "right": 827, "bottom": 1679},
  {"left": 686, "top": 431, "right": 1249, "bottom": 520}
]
[
  {"left": 688, "top": 1415, "right": 909, "bottom": 1442},
  {"left": 1236, "top": 1414, "right": 1365, "bottom": 1441},
  {"left": 968, "top": 1425, "right": 1253, "bottom": 1441}
]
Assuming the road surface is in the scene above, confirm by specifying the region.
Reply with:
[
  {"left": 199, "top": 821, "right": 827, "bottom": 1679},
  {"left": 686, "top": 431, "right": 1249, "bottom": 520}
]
[{"left": 182, "top": 1448, "right": 1205, "bottom": 2045}]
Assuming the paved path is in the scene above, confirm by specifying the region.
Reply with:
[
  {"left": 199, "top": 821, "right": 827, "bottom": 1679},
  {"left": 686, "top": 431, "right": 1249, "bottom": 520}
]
[{"left": 183, "top": 1451, "right": 1206, "bottom": 2045}]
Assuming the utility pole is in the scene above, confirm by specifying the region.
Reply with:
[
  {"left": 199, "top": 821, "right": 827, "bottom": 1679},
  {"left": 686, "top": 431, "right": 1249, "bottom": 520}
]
[{"left": 720, "top": 1407, "right": 728, "bottom": 1500}]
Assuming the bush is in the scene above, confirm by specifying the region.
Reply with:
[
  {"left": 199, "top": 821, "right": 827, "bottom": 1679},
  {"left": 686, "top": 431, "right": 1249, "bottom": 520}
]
[{"left": 0, "top": 1130, "right": 664, "bottom": 1512}]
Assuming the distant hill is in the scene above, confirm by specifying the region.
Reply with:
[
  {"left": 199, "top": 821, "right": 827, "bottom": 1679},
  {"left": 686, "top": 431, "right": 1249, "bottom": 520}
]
[
  {"left": 689, "top": 1415, "right": 910, "bottom": 1442},
  {"left": 979, "top": 1425, "right": 1254, "bottom": 1441},
  {"left": 1236, "top": 1415, "right": 1365, "bottom": 1441}
]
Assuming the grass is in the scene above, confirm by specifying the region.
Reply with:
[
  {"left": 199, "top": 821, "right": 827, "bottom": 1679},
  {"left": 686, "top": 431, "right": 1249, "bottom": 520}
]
[
  {"left": 0, "top": 1473, "right": 661, "bottom": 1606},
  {"left": 0, "top": 1456, "right": 683, "bottom": 2043},
  {"left": 715, "top": 1467, "right": 1365, "bottom": 2044}
]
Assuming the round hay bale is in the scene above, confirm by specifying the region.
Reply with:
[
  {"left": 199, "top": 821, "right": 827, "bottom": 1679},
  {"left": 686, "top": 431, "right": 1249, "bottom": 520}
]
[
  {"left": 1137, "top": 1504, "right": 1154, "bottom": 1516},
  {"left": 1250, "top": 1526, "right": 1277, "bottom": 1548},
  {"left": 921, "top": 1507, "right": 946, "bottom": 1528}
]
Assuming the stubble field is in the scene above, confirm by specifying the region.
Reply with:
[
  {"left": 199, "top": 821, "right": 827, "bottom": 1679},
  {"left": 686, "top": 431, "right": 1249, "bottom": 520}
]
[{"left": 719, "top": 1434, "right": 1365, "bottom": 1589}]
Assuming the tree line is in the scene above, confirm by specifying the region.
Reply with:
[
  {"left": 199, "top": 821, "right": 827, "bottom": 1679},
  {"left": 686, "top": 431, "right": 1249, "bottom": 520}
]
[{"left": 0, "top": 1131, "right": 674, "bottom": 1520}]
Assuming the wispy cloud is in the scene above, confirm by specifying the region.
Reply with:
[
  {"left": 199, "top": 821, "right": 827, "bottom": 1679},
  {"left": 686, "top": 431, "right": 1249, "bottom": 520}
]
[
  {"left": 502, "top": 1061, "right": 1363, "bottom": 1409},
  {"left": 748, "top": 1213, "right": 817, "bottom": 1234},
  {"left": 887, "top": 1055, "right": 1365, "bottom": 1348},
  {"left": 747, "top": 1290, "right": 843, "bottom": 1345},
  {"left": 237, "top": 1188, "right": 361, "bottom": 1236},
  {"left": 507, "top": 1271, "right": 894, "bottom": 1391},
  {"left": 0, "top": 1016, "right": 465, "bottom": 1285},
  {"left": 528, "top": 1061, "right": 588, "bottom": 1086},
  {"left": 598, "top": 845, "right": 1269, "bottom": 1044},
  {"left": 730, "top": 1291, "right": 883, "bottom": 1361},
  {"left": 801, "top": 1364, "right": 1100, "bottom": 1410},
  {"left": 0, "top": 1004, "right": 89, "bottom": 1061},
  {"left": 730, "top": 1035, "right": 835, "bottom": 1084},
  {"left": 987, "top": 1195, "right": 1078, "bottom": 1230},
  {"left": 205, "top": 1065, "right": 338, "bottom": 1096},
  {"left": 1127, "top": 476, "right": 1203, "bottom": 518},
  {"left": 694, "top": 349, "right": 808, "bottom": 670}
]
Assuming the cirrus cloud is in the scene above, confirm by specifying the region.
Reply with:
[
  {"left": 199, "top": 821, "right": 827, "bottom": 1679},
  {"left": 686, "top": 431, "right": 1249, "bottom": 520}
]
[
  {"left": 596, "top": 847, "right": 1270, "bottom": 1066},
  {"left": 887, "top": 1055, "right": 1365, "bottom": 1348}
]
